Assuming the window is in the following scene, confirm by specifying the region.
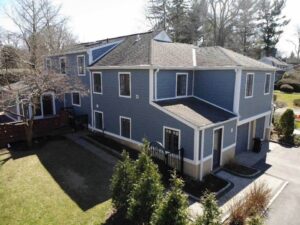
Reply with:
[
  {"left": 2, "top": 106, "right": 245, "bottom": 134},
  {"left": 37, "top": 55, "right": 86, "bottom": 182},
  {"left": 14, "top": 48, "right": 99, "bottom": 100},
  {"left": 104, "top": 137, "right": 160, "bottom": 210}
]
[
  {"left": 94, "top": 111, "right": 103, "bottom": 130},
  {"left": 264, "top": 73, "right": 271, "bottom": 94},
  {"left": 176, "top": 73, "right": 188, "bottom": 96},
  {"left": 77, "top": 55, "right": 85, "bottom": 75},
  {"left": 72, "top": 92, "right": 80, "bottom": 106},
  {"left": 120, "top": 116, "right": 131, "bottom": 139},
  {"left": 60, "top": 57, "right": 66, "bottom": 74},
  {"left": 164, "top": 127, "right": 180, "bottom": 152},
  {"left": 93, "top": 72, "right": 102, "bottom": 93},
  {"left": 245, "top": 73, "right": 254, "bottom": 98},
  {"left": 119, "top": 73, "right": 131, "bottom": 97},
  {"left": 46, "top": 58, "right": 51, "bottom": 71}
]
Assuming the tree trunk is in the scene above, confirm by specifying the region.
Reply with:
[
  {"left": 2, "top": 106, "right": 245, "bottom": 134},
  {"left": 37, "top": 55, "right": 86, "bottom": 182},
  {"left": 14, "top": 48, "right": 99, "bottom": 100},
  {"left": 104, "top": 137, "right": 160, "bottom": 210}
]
[{"left": 25, "top": 120, "right": 34, "bottom": 148}]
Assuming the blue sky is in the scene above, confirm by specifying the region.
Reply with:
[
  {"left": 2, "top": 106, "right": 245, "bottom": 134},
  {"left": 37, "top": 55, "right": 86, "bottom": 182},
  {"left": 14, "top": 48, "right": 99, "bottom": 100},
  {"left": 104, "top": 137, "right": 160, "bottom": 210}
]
[{"left": 0, "top": 0, "right": 299, "bottom": 56}]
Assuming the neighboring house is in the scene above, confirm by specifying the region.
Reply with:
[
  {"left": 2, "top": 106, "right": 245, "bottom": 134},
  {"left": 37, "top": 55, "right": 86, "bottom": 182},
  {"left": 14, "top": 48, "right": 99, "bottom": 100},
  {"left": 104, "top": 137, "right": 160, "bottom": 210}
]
[
  {"left": 260, "top": 56, "right": 288, "bottom": 82},
  {"left": 42, "top": 31, "right": 275, "bottom": 180}
]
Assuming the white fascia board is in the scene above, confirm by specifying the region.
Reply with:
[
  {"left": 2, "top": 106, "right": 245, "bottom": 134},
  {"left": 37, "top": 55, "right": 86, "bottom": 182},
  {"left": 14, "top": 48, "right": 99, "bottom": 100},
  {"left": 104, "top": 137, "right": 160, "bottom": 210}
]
[{"left": 238, "top": 111, "right": 272, "bottom": 126}]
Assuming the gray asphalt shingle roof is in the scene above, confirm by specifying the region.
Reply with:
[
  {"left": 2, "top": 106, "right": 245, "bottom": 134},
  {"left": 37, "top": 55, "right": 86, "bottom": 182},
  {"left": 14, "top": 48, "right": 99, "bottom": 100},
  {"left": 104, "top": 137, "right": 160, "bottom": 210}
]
[{"left": 155, "top": 97, "right": 236, "bottom": 128}]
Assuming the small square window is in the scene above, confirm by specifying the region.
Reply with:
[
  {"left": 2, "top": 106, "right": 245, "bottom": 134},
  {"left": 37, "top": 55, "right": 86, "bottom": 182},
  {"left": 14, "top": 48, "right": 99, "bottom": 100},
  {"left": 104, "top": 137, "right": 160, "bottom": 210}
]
[
  {"left": 72, "top": 92, "right": 80, "bottom": 106},
  {"left": 120, "top": 117, "right": 131, "bottom": 138},
  {"left": 119, "top": 73, "right": 131, "bottom": 97},
  {"left": 94, "top": 111, "right": 103, "bottom": 130},
  {"left": 176, "top": 74, "right": 188, "bottom": 96},
  {"left": 60, "top": 58, "right": 66, "bottom": 74},
  {"left": 245, "top": 74, "right": 254, "bottom": 98},
  {"left": 77, "top": 55, "right": 85, "bottom": 75},
  {"left": 93, "top": 73, "right": 102, "bottom": 93}
]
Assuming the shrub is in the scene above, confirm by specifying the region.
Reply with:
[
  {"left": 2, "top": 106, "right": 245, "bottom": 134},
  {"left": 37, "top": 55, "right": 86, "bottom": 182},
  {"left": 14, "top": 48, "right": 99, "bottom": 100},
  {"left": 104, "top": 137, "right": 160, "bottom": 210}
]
[
  {"left": 294, "top": 135, "right": 300, "bottom": 146},
  {"left": 150, "top": 172, "right": 189, "bottom": 225},
  {"left": 244, "top": 182, "right": 271, "bottom": 217},
  {"left": 279, "top": 109, "right": 295, "bottom": 140},
  {"left": 110, "top": 151, "right": 136, "bottom": 211},
  {"left": 127, "top": 152, "right": 164, "bottom": 224},
  {"left": 195, "top": 192, "right": 222, "bottom": 225},
  {"left": 293, "top": 99, "right": 300, "bottom": 107},
  {"left": 280, "top": 84, "right": 294, "bottom": 93},
  {"left": 228, "top": 199, "right": 247, "bottom": 225},
  {"left": 246, "top": 215, "right": 264, "bottom": 225},
  {"left": 273, "top": 115, "right": 282, "bottom": 134},
  {"left": 273, "top": 94, "right": 277, "bottom": 102}
]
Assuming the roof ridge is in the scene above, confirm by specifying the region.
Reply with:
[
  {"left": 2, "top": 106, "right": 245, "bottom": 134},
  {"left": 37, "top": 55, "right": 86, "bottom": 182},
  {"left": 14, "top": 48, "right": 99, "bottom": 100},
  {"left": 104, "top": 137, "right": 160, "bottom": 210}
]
[{"left": 217, "top": 46, "right": 240, "bottom": 66}]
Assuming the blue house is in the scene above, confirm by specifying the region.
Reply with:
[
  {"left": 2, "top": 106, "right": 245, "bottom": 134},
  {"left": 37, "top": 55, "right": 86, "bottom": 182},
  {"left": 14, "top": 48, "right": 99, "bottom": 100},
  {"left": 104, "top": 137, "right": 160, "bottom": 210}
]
[{"left": 45, "top": 31, "right": 276, "bottom": 180}]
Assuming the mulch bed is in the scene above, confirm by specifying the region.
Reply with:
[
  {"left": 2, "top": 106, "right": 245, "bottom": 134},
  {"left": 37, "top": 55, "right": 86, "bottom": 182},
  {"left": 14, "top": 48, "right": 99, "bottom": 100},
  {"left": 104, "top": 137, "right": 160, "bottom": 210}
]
[{"left": 87, "top": 132, "right": 229, "bottom": 199}]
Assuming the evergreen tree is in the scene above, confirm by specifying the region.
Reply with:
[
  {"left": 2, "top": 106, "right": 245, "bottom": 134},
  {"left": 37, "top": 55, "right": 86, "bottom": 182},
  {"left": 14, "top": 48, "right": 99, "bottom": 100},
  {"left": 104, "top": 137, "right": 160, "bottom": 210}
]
[
  {"left": 258, "top": 0, "right": 289, "bottom": 56},
  {"left": 195, "top": 192, "right": 222, "bottom": 225},
  {"left": 147, "top": 0, "right": 170, "bottom": 30},
  {"left": 279, "top": 109, "right": 295, "bottom": 140},
  {"left": 168, "top": 0, "right": 189, "bottom": 43},
  {"left": 127, "top": 153, "right": 164, "bottom": 224},
  {"left": 110, "top": 151, "right": 136, "bottom": 211},
  {"left": 150, "top": 171, "right": 189, "bottom": 225},
  {"left": 0, "top": 45, "right": 19, "bottom": 70}
]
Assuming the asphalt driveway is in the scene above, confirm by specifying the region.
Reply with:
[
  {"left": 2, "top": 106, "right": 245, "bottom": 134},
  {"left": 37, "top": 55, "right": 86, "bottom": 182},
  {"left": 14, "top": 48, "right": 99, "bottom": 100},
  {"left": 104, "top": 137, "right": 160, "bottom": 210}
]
[{"left": 255, "top": 142, "right": 300, "bottom": 225}]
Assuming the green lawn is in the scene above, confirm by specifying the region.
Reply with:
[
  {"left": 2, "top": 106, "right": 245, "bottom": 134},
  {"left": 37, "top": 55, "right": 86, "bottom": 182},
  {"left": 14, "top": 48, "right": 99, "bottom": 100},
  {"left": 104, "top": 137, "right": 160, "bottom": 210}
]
[
  {"left": 274, "top": 90, "right": 300, "bottom": 108},
  {"left": 296, "top": 120, "right": 300, "bottom": 129},
  {"left": 0, "top": 137, "right": 114, "bottom": 225}
]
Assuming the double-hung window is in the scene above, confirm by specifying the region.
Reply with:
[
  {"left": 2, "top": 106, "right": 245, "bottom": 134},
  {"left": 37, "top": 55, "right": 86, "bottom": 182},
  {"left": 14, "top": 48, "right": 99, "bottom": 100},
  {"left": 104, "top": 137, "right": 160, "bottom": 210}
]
[
  {"left": 93, "top": 72, "right": 102, "bottom": 94},
  {"left": 176, "top": 73, "right": 188, "bottom": 96},
  {"left": 77, "top": 55, "right": 85, "bottom": 75},
  {"left": 119, "top": 73, "right": 131, "bottom": 97},
  {"left": 94, "top": 111, "right": 104, "bottom": 130},
  {"left": 164, "top": 127, "right": 180, "bottom": 152},
  {"left": 120, "top": 116, "right": 131, "bottom": 139},
  {"left": 264, "top": 73, "right": 271, "bottom": 94},
  {"left": 245, "top": 73, "right": 254, "bottom": 98},
  {"left": 72, "top": 92, "right": 80, "bottom": 106},
  {"left": 60, "top": 57, "right": 66, "bottom": 74}
]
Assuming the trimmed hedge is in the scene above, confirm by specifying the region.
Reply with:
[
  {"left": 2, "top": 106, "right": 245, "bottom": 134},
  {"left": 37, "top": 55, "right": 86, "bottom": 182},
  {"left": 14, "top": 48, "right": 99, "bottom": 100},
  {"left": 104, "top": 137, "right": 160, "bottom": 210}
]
[
  {"left": 294, "top": 99, "right": 300, "bottom": 107},
  {"left": 280, "top": 84, "right": 294, "bottom": 93}
]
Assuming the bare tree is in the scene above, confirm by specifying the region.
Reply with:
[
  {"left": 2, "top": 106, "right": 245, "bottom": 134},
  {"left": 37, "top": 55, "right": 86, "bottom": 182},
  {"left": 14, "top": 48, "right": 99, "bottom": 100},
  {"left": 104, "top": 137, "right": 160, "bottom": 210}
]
[
  {"left": 5, "top": 0, "right": 76, "bottom": 68},
  {"left": 147, "top": 0, "right": 170, "bottom": 30},
  {"left": 0, "top": 64, "right": 87, "bottom": 147},
  {"left": 205, "top": 0, "right": 240, "bottom": 46},
  {"left": 287, "top": 26, "right": 300, "bottom": 60}
]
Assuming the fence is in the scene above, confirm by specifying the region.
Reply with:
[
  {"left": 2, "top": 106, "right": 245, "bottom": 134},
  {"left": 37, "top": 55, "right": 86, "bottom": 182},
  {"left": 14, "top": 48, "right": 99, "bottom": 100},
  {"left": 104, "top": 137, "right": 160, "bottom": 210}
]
[
  {"left": 149, "top": 141, "right": 184, "bottom": 174},
  {"left": 0, "top": 111, "right": 69, "bottom": 147}
]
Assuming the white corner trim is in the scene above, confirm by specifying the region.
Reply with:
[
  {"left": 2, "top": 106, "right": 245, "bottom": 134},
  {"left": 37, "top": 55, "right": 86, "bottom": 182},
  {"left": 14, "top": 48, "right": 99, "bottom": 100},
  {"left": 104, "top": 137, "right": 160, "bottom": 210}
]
[
  {"left": 149, "top": 69, "right": 154, "bottom": 102},
  {"left": 90, "top": 71, "right": 94, "bottom": 128},
  {"left": 200, "top": 129, "right": 205, "bottom": 180},
  {"left": 155, "top": 95, "right": 193, "bottom": 102},
  {"left": 192, "top": 48, "right": 197, "bottom": 67},
  {"left": 119, "top": 116, "right": 132, "bottom": 139},
  {"left": 92, "top": 72, "right": 103, "bottom": 94},
  {"left": 118, "top": 72, "right": 131, "bottom": 98},
  {"left": 233, "top": 68, "right": 242, "bottom": 114},
  {"left": 193, "top": 129, "right": 200, "bottom": 164},
  {"left": 202, "top": 154, "right": 212, "bottom": 162},
  {"left": 176, "top": 72, "right": 189, "bottom": 97},
  {"left": 77, "top": 55, "right": 86, "bottom": 76}
]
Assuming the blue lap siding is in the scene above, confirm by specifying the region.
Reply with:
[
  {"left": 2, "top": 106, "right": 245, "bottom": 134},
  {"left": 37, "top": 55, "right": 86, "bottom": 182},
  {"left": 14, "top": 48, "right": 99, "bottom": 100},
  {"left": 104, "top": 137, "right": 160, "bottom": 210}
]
[{"left": 92, "top": 69, "right": 195, "bottom": 160}]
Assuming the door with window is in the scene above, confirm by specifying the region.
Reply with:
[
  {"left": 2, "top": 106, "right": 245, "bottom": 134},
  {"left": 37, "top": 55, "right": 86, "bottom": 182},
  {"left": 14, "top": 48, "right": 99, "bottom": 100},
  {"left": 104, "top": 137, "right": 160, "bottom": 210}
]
[
  {"left": 164, "top": 128, "right": 180, "bottom": 153},
  {"left": 213, "top": 128, "right": 222, "bottom": 170}
]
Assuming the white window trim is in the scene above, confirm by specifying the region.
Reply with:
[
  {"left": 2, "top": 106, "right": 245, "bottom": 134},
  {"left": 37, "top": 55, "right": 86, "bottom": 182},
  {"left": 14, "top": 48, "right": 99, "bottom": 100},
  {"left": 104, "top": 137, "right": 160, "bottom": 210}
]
[
  {"left": 46, "top": 58, "right": 52, "bottom": 71},
  {"left": 59, "top": 57, "right": 66, "bottom": 74},
  {"left": 94, "top": 110, "right": 104, "bottom": 131},
  {"left": 33, "top": 92, "right": 56, "bottom": 119},
  {"left": 211, "top": 126, "right": 224, "bottom": 170},
  {"left": 264, "top": 73, "right": 271, "bottom": 95},
  {"left": 245, "top": 73, "right": 254, "bottom": 99},
  {"left": 118, "top": 72, "right": 131, "bottom": 98},
  {"left": 92, "top": 72, "right": 103, "bottom": 94},
  {"left": 71, "top": 92, "right": 81, "bottom": 107},
  {"left": 162, "top": 126, "right": 181, "bottom": 151},
  {"left": 176, "top": 73, "right": 188, "bottom": 97},
  {"left": 119, "top": 116, "right": 131, "bottom": 139},
  {"left": 77, "top": 55, "right": 86, "bottom": 76}
]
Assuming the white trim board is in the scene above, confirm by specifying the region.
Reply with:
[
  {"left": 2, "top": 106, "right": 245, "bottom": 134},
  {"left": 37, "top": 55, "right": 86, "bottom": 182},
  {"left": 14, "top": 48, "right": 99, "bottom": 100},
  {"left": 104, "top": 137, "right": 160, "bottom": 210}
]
[
  {"left": 71, "top": 91, "right": 81, "bottom": 107},
  {"left": 264, "top": 73, "right": 272, "bottom": 95},
  {"left": 245, "top": 73, "right": 255, "bottom": 99},
  {"left": 233, "top": 67, "right": 242, "bottom": 114},
  {"left": 238, "top": 111, "right": 272, "bottom": 125}
]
